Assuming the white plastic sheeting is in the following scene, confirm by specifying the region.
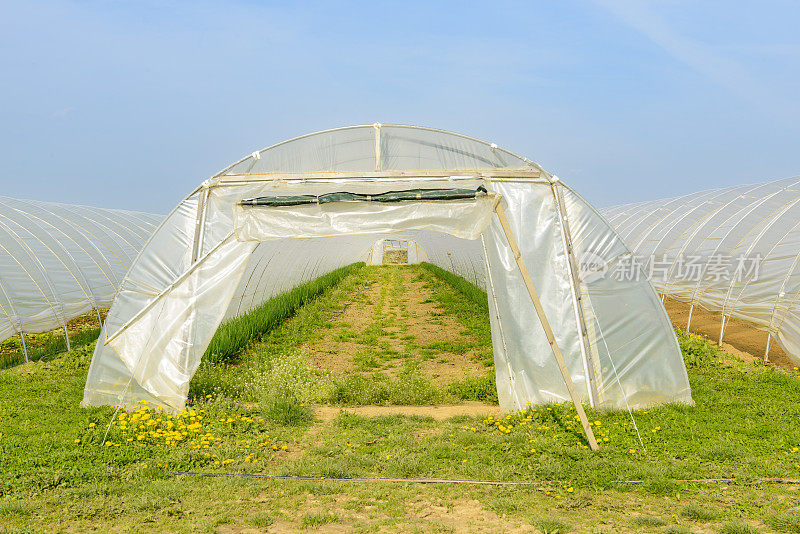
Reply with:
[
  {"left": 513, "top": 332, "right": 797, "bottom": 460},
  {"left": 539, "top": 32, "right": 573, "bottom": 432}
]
[
  {"left": 603, "top": 176, "right": 800, "bottom": 365},
  {"left": 83, "top": 124, "right": 691, "bottom": 413},
  {"left": 0, "top": 196, "right": 162, "bottom": 342}
]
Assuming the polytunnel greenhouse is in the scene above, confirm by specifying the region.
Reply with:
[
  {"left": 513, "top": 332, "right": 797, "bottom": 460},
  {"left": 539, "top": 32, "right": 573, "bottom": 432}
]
[
  {"left": 603, "top": 176, "right": 800, "bottom": 365},
  {"left": 83, "top": 124, "right": 692, "bottom": 448},
  {"left": 0, "top": 196, "right": 162, "bottom": 354}
]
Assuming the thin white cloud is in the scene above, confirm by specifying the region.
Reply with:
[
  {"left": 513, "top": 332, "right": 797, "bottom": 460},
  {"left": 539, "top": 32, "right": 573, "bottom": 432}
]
[
  {"left": 593, "top": 0, "right": 772, "bottom": 106},
  {"left": 51, "top": 107, "right": 75, "bottom": 118}
]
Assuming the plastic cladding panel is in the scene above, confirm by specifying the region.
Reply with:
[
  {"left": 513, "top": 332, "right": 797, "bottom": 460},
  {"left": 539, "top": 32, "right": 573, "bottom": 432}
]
[
  {"left": 603, "top": 176, "right": 800, "bottom": 365},
  {"left": 379, "top": 126, "right": 532, "bottom": 171},
  {"left": 561, "top": 187, "right": 691, "bottom": 408},
  {"left": 221, "top": 125, "right": 536, "bottom": 176},
  {"left": 483, "top": 182, "right": 585, "bottom": 410},
  {"left": 224, "top": 127, "right": 375, "bottom": 175},
  {"left": 0, "top": 196, "right": 161, "bottom": 342}
]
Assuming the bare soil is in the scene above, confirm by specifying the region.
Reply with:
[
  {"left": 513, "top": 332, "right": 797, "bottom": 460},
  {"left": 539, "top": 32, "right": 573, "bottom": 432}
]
[
  {"left": 664, "top": 298, "right": 795, "bottom": 370},
  {"left": 303, "top": 267, "right": 486, "bottom": 386}
]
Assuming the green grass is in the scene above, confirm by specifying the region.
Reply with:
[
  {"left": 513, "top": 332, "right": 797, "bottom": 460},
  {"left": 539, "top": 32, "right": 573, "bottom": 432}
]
[
  {"left": 534, "top": 517, "right": 571, "bottom": 533},
  {"left": 300, "top": 511, "right": 338, "bottom": 527},
  {"left": 719, "top": 522, "right": 761, "bottom": 534},
  {"left": 264, "top": 397, "right": 314, "bottom": 426},
  {"left": 633, "top": 515, "right": 668, "bottom": 527},
  {"left": 419, "top": 262, "right": 488, "bottom": 310},
  {"left": 447, "top": 374, "right": 498, "bottom": 403},
  {"left": 683, "top": 503, "right": 718, "bottom": 521},
  {"left": 768, "top": 511, "right": 800, "bottom": 532},
  {"left": 2, "top": 264, "right": 800, "bottom": 531}
]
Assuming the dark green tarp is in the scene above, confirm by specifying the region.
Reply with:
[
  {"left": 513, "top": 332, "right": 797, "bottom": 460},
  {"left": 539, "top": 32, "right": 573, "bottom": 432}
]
[{"left": 240, "top": 186, "right": 487, "bottom": 207}]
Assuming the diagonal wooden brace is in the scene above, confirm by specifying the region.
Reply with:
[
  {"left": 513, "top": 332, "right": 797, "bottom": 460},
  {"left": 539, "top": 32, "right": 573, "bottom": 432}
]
[{"left": 494, "top": 203, "right": 599, "bottom": 451}]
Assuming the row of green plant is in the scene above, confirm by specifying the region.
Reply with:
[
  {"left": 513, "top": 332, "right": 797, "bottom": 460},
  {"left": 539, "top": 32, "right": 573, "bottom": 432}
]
[
  {"left": 203, "top": 263, "right": 365, "bottom": 364},
  {"left": 419, "top": 262, "right": 488, "bottom": 310},
  {"left": 190, "top": 264, "right": 497, "bottom": 407},
  {"left": 0, "top": 326, "right": 100, "bottom": 370}
]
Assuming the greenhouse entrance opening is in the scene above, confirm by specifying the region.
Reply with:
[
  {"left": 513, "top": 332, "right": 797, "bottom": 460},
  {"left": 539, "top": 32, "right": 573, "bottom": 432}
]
[
  {"left": 234, "top": 186, "right": 604, "bottom": 447},
  {"left": 382, "top": 240, "right": 409, "bottom": 264}
]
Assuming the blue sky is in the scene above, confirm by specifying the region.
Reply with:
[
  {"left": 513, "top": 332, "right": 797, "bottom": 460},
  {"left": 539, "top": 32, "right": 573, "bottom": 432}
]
[{"left": 1, "top": 1, "right": 798, "bottom": 213}]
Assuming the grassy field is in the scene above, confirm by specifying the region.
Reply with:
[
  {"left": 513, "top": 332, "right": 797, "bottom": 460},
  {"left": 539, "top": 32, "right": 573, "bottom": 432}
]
[{"left": 2, "top": 264, "right": 800, "bottom": 532}]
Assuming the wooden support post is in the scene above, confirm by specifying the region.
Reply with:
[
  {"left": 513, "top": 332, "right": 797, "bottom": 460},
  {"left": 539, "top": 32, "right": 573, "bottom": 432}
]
[
  {"left": 552, "top": 183, "right": 599, "bottom": 407},
  {"left": 19, "top": 332, "right": 28, "bottom": 363},
  {"left": 765, "top": 332, "right": 772, "bottom": 362},
  {"left": 63, "top": 325, "right": 71, "bottom": 352},
  {"left": 686, "top": 304, "right": 694, "bottom": 333},
  {"left": 494, "top": 203, "right": 599, "bottom": 451},
  {"left": 373, "top": 123, "right": 382, "bottom": 171}
]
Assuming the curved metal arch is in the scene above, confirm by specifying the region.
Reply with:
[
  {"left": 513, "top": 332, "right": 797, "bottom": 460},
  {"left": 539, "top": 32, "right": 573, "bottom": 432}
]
[
  {"left": 719, "top": 186, "right": 800, "bottom": 319},
  {"left": 0, "top": 217, "right": 64, "bottom": 327},
  {"left": 53, "top": 204, "right": 142, "bottom": 267},
  {"left": 17, "top": 201, "right": 128, "bottom": 288},
  {"left": 680, "top": 182, "right": 797, "bottom": 308},
  {"left": 0, "top": 207, "right": 96, "bottom": 311}
]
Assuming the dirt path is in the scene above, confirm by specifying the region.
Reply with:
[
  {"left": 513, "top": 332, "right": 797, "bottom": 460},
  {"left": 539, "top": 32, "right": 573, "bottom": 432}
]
[
  {"left": 302, "top": 266, "right": 487, "bottom": 387},
  {"left": 664, "top": 298, "right": 795, "bottom": 370},
  {"left": 314, "top": 402, "right": 502, "bottom": 424}
]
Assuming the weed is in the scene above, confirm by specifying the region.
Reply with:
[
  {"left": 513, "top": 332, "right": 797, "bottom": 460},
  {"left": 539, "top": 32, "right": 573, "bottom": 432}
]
[
  {"left": 447, "top": 374, "right": 498, "bottom": 403},
  {"left": 719, "top": 522, "right": 760, "bottom": 534},
  {"left": 264, "top": 397, "right": 314, "bottom": 426},
  {"left": 682, "top": 504, "right": 717, "bottom": 521},
  {"left": 300, "top": 511, "right": 338, "bottom": 528},
  {"left": 633, "top": 515, "right": 667, "bottom": 527},
  {"left": 534, "top": 518, "right": 571, "bottom": 533},
  {"left": 249, "top": 512, "right": 273, "bottom": 528},
  {"left": 768, "top": 511, "right": 800, "bottom": 532}
]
